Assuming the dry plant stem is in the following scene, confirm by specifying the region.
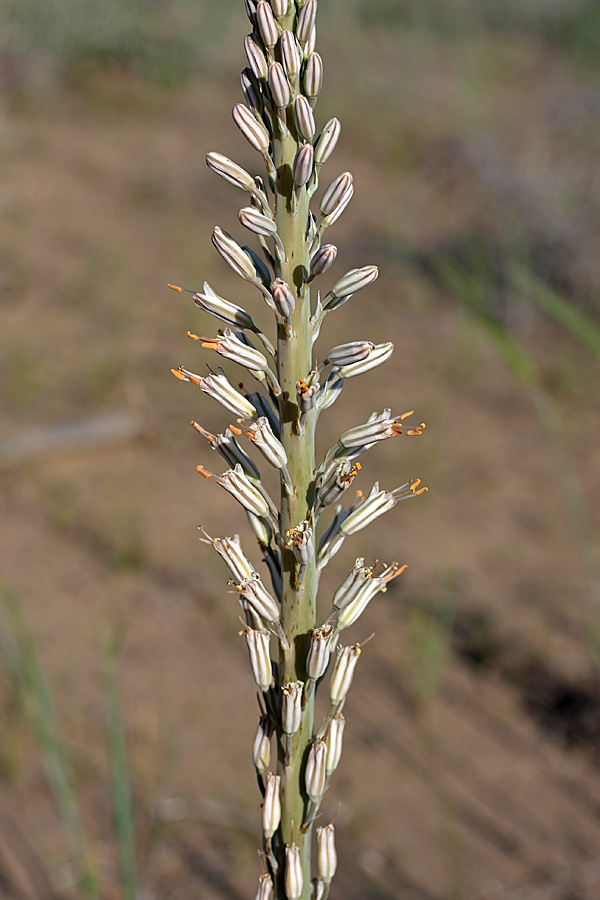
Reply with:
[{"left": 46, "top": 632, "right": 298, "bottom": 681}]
[{"left": 274, "top": 116, "right": 316, "bottom": 894}]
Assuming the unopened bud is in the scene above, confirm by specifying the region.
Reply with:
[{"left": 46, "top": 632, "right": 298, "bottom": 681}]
[
  {"left": 316, "top": 824, "right": 337, "bottom": 883},
  {"left": 271, "top": 0, "right": 288, "bottom": 17},
  {"left": 285, "top": 843, "right": 303, "bottom": 900},
  {"left": 305, "top": 739, "right": 327, "bottom": 801},
  {"left": 304, "top": 51, "right": 323, "bottom": 100},
  {"left": 281, "top": 681, "right": 303, "bottom": 734},
  {"left": 314, "top": 117, "right": 341, "bottom": 166},
  {"left": 307, "top": 625, "right": 334, "bottom": 680},
  {"left": 338, "top": 341, "right": 393, "bottom": 376},
  {"left": 281, "top": 30, "right": 301, "bottom": 79},
  {"left": 330, "top": 643, "right": 362, "bottom": 706},
  {"left": 245, "top": 628, "right": 273, "bottom": 692},
  {"left": 320, "top": 172, "right": 353, "bottom": 217},
  {"left": 255, "top": 873, "right": 274, "bottom": 900},
  {"left": 292, "top": 143, "right": 314, "bottom": 187},
  {"left": 323, "top": 182, "right": 353, "bottom": 225},
  {"left": 268, "top": 61, "right": 291, "bottom": 109},
  {"left": 304, "top": 24, "right": 316, "bottom": 58},
  {"left": 271, "top": 278, "right": 296, "bottom": 318},
  {"left": 297, "top": 0, "right": 317, "bottom": 43},
  {"left": 212, "top": 226, "right": 257, "bottom": 281},
  {"left": 294, "top": 95, "right": 316, "bottom": 142},
  {"left": 239, "top": 206, "right": 277, "bottom": 238},
  {"left": 257, "top": 0, "right": 279, "bottom": 48},
  {"left": 325, "top": 713, "right": 345, "bottom": 774},
  {"left": 253, "top": 714, "right": 273, "bottom": 774},
  {"left": 328, "top": 265, "right": 378, "bottom": 301},
  {"left": 312, "top": 877, "right": 326, "bottom": 900},
  {"left": 327, "top": 341, "right": 374, "bottom": 367},
  {"left": 233, "top": 103, "right": 270, "bottom": 154},
  {"left": 244, "top": 33, "right": 269, "bottom": 80},
  {"left": 206, "top": 152, "right": 257, "bottom": 193},
  {"left": 241, "top": 68, "right": 263, "bottom": 113},
  {"left": 309, "top": 243, "right": 337, "bottom": 278},
  {"left": 263, "top": 772, "right": 281, "bottom": 838},
  {"left": 244, "top": 0, "right": 258, "bottom": 26}
]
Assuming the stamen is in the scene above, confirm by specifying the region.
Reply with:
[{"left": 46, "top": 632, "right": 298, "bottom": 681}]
[
  {"left": 187, "top": 331, "right": 199, "bottom": 340},
  {"left": 196, "top": 465, "right": 213, "bottom": 479},
  {"left": 171, "top": 368, "right": 186, "bottom": 380}
]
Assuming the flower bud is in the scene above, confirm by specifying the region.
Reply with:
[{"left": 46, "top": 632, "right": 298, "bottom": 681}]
[
  {"left": 305, "top": 739, "right": 327, "bottom": 801},
  {"left": 197, "top": 462, "right": 269, "bottom": 516},
  {"left": 241, "top": 68, "right": 263, "bottom": 113},
  {"left": 233, "top": 103, "right": 270, "bottom": 154},
  {"left": 292, "top": 143, "right": 314, "bottom": 188},
  {"left": 309, "top": 243, "right": 337, "bottom": 278},
  {"left": 194, "top": 281, "right": 255, "bottom": 329},
  {"left": 323, "top": 183, "right": 353, "bottom": 226},
  {"left": 255, "top": 873, "right": 274, "bottom": 900},
  {"left": 206, "top": 152, "right": 257, "bottom": 193},
  {"left": 202, "top": 530, "right": 255, "bottom": 583},
  {"left": 212, "top": 226, "right": 257, "bottom": 281},
  {"left": 314, "top": 117, "right": 341, "bottom": 166},
  {"left": 246, "top": 509, "right": 273, "bottom": 548},
  {"left": 263, "top": 772, "right": 281, "bottom": 838},
  {"left": 244, "top": 0, "right": 258, "bottom": 26},
  {"left": 328, "top": 265, "right": 378, "bottom": 302},
  {"left": 326, "top": 341, "right": 374, "bottom": 367},
  {"left": 281, "top": 681, "right": 303, "bottom": 734},
  {"left": 245, "top": 628, "right": 273, "bottom": 692},
  {"left": 281, "top": 30, "right": 301, "bottom": 79},
  {"left": 253, "top": 714, "right": 273, "bottom": 774},
  {"left": 257, "top": 0, "right": 279, "bottom": 49},
  {"left": 271, "top": 278, "right": 296, "bottom": 318},
  {"left": 239, "top": 206, "right": 277, "bottom": 238},
  {"left": 244, "top": 33, "right": 269, "bottom": 80},
  {"left": 294, "top": 95, "right": 316, "bottom": 142},
  {"left": 297, "top": 0, "right": 317, "bottom": 43},
  {"left": 320, "top": 172, "right": 353, "bottom": 217},
  {"left": 312, "top": 878, "right": 326, "bottom": 900},
  {"left": 271, "top": 0, "right": 288, "bottom": 18},
  {"left": 285, "top": 843, "right": 303, "bottom": 900},
  {"left": 338, "top": 341, "right": 393, "bottom": 376},
  {"left": 268, "top": 61, "right": 291, "bottom": 109},
  {"left": 330, "top": 643, "right": 362, "bottom": 706},
  {"left": 303, "top": 51, "right": 323, "bottom": 100},
  {"left": 304, "top": 24, "right": 316, "bottom": 58},
  {"left": 307, "top": 625, "right": 334, "bottom": 680},
  {"left": 316, "top": 824, "right": 337, "bottom": 882},
  {"left": 325, "top": 713, "right": 345, "bottom": 774}
]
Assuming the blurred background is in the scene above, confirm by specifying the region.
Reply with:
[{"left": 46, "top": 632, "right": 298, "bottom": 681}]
[{"left": 1, "top": 0, "right": 600, "bottom": 898}]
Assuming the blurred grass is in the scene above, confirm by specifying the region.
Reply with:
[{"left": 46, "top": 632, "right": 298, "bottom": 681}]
[
  {"left": 0, "top": 584, "right": 138, "bottom": 898},
  {"left": 2, "top": 0, "right": 599, "bottom": 92},
  {"left": 0, "top": 584, "right": 100, "bottom": 898}
]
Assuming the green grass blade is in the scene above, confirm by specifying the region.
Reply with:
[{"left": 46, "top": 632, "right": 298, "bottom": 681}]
[
  {"left": 511, "top": 266, "right": 600, "bottom": 363},
  {"left": 0, "top": 585, "right": 99, "bottom": 899},
  {"left": 102, "top": 634, "right": 138, "bottom": 900}
]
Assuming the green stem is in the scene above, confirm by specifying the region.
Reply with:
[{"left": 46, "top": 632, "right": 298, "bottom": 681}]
[{"left": 274, "top": 118, "right": 317, "bottom": 898}]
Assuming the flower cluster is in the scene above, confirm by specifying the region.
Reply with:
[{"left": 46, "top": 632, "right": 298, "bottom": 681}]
[{"left": 171, "top": 2, "right": 427, "bottom": 897}]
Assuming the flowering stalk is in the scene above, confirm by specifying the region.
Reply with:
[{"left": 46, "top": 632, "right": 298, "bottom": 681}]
[{"left": 171, "top": 3, "right": 427, "bottom": 897}]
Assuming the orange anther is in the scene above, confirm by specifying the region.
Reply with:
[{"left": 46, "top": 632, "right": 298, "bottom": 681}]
[
  {"left": 187, "top": 331, "right": 199, "bottom": 341},
  {"left": 171, "top": 368, "right": 186, "bottom": 380},
  {"left": 196, "top": 465, "right": 212, "bottom": 479},
  {"left": 356, "top": 462, "right": 362, "bottom": 470},
  {"left": 229, "top": 425, "right": 243, "bottom": 435},
  {"left": 167, "top": 283, "right": 182, "bottom": 292},
  {"left": 356, "top": 490, "right": 363, "bottom": 498},
  {"left": 410, "top": 479, "right": 422, "bottom": 491},
  {"left": 201, "top": 339, "right": 219, "bottom": 350},
  {"left": 399, "top": 410, "right": 414, "bottom": 420},
  {"left": 413, "top": 486, "right": 428, "bottom": 495}
]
